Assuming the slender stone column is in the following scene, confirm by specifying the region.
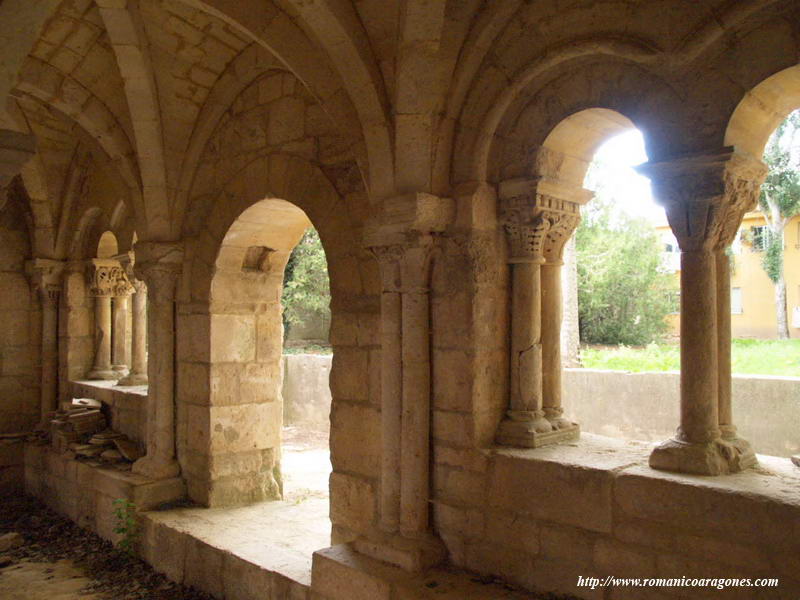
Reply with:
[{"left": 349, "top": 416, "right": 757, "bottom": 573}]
[
  {"left": 638, "top": 150, "right": 765, "bottom": 475},
  {"left": 399, "top": 244, "right": 434, "bottom": 537},
  {"left": 86, "top": 259, "right": 122, "bottom": 380},
  {"left": 355, "top": 194, "right": 452, "bottom": 573},
  {"left": 371, "top": 245, "right": 403, "bottom": 534},
  {"left": 541, "top": 262, "right": 568, "bottom": 426},
  {"left": 495, "top": 180, "right": 582, "bottom": 447},
  {"left": 131, "top": 241, "right": 183, "bottom": 480},
  {"left": 541, "top": 204, "right": 581, "bottom": 431},
  {"left": 118, "top": 280, "right": 148, "bottom": 386},
  {"left": 26, "top": 259, "right": 65, "bottom": 418},
  {"left": 112, "top": 295, "right": 131, "bottom": 377},
  {"left": 716, "top": 251, "right": 734, "bottom": 439},
  {"left": 111, "top": 254, "right": 134, "bottom": 377}
]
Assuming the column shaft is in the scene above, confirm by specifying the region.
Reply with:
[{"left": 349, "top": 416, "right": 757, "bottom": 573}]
[
  {"left": 715, "top": 251, "right": 734, "bottom": 439},
  {"left": 40, "top": 290, "right": 59, "bottom": 416},
  {"left": 89, "top": 295, "right": 115, "bottom": 379},
  {"left": 541, "top": 262, "right": 564, "bottom": 424},
  {"left": 400, "top": 285, "right": 431, "bottom": 537},
  {"left": 112, "top": 295, "right": 129, "bottom": 375},
  {"left": 678, "top": 250, "right": 720, "bottom": 444},
  {"left": 511, "top": 261, "right": 541, "bottom": 413},
  {"left": 131, "top": 241, "right": 183, "bottom": 481},
  {"left": 379, "top": 284, "right": 402, "bottom": 532},
  {"left": 119, "top": 284, "right": 148, "bottom": 386}
]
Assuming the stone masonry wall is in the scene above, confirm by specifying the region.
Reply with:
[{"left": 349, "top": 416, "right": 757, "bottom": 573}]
[
  {"left": 60, "top": 264, "right": 94, "bottom": 399},
  {"left": 0, "top": 197, "right": 39, "bottom": 433},
  {"left": 431, "top": 435, "right": 800, "bottom": 600}
]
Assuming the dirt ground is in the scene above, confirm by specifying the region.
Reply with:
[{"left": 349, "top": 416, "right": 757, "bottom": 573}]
[
  {"left": 0, "top": 495, "right": 214, "bottom": 600},
  {"left": 0, "top": 428, "right": 330, "bottom": 599}
]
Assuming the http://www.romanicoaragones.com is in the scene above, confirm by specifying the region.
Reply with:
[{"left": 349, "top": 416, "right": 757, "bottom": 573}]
[{"left": 576, "top": 575, "right": 779, "bottom": 591}]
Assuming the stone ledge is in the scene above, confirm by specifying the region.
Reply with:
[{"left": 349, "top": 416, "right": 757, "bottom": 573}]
[
  {"left": 311, "top": 544, "right": 541, "bottom": 600},
  {"left": 24, "top": 444, "right": 185, "bottom": 541}
]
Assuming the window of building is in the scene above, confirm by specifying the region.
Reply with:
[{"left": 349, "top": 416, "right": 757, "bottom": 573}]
[
  {"left": 731, "top": 287, "right": 743, "bottom": 314},
  {"left": 751, "top": 226, "right": 769, "bottom": 252}
]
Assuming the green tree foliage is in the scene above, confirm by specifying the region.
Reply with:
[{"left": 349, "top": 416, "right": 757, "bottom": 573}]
[
  {"left": 576, "top": 195, "right": 677, "bottom": 346},
  {"left": 759, "top": 110, "right": 800, "bottom": 339},
  {"left": 282, "top": 228, "right": 330, "bottom": 333}
]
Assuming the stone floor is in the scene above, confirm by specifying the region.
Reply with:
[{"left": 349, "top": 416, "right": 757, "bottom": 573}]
[{"left": 144, "top": 427, "right": 332, "bottom": 587}]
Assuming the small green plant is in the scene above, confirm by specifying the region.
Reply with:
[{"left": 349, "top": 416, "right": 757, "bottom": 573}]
[{"left": 113, "top": 498, "right": 139, "bottom": 557}]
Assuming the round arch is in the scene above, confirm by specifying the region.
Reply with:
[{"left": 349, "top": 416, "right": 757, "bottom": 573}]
[
  {"left": 178, "top": 153, "right": 379, "bottom": 512},
  {"left": 534, "top": 108, "right": 640, "bottom": 188},
  {"left": 96, "top": 230, "right": 118, "bottom": 259},
  {"left": 725, "top": 65, "right": 800, "bottom": 159}
]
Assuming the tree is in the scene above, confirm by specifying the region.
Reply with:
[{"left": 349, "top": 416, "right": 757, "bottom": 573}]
[
  {"left": 282, "top": 228, "right": 330, "bottom": 336},
  {"left": 575, "top": 194, "right": 677, "bottom": 346},
  {"left": 759, "top": 109, "right": 800, "bottom": 339}
]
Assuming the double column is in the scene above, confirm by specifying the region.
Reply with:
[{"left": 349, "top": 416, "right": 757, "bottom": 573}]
[
  {"left": 86, "top": 259, "right": 129, "bottom": 380},
  {"left": 117, "top": 253, "right": 148, "bottom": 386},
  {"left": 131, "top": 241, "right": 183, "bottom": 481},
  {"left": 360, "top": 193, "right": 453, "bottom": 572},
  {"left": 117, "top": 278, "right": 148, "bottom": 386},
  {"left": 495, "top": 178, "right": 585, "bottom": 448},
  {"left": 26, "top": 258, "right": 65, "bottom": 419},
  {"left": 638, "top": 150, "right": 766, "bottom": 475}
]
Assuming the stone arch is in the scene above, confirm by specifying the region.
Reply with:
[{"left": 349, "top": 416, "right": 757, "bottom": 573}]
[
  {"left": 96, "top": 230, "right": 118, "bottom": 258},
  {"left": 725, "top": 64, "right": 800, "bottom": 160},
  {"left": 69, "top": 207, "right": 106, "bottom": 262},
  {"left": 458, "top": 55, "right": 679, "bottom": 185},
  {"left": 533, "top": 108, "right": 641, "bottom": 190},
  {"left": 178, "top": 152, "right": 379, "bottom": 516}
]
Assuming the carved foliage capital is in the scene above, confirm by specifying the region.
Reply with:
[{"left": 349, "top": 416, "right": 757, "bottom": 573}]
[
  {"left": 86, "top": 259, "right": 132, "bottom": 297},
  {"left": 639, "top": 151, "right": 768, "bottom": 251},
  {"left": 500, "top": 194, "right": 580, "bottom": 262}
]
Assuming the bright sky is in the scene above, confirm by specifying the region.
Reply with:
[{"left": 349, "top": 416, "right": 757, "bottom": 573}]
[{"left": 586, "top": 129, "right": 666, "bottom": 224}]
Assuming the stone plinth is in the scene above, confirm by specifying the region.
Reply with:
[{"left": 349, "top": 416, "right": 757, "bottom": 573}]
[{"left": 23, "top": 444, "right": 185, "bottom": 542}]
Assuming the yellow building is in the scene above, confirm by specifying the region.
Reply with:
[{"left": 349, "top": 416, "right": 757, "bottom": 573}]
[{"left": 659, "top": 212, "right": 800, "bottom": 339}]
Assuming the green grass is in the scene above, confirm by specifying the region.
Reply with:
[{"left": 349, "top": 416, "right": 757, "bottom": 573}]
[{"left": 580, "top": 339, "right": 800, "bottom": 377}]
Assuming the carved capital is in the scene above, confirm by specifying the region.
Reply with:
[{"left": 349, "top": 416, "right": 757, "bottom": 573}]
[
  {"left": 86, "top": 258, "right": 130, "bottom": 297},
  {"left": 499, "top": 179, "right": 582, "bottom": 262},
  {"left": 133, "top": 241, "right": 183, "bottom": 304},
  {"left": 369, "top": 244, "right": 405, "bottom": 292},
  {"left": 636, "top": 150, "right": 768, "bottom": 251},
  {"left": 26, "top": 258, "right": 65, "bottom": 304}
]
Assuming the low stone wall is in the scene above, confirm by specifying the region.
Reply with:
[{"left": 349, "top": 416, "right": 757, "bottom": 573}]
[
  {"left": 430, "top": 434, "right": 800, "bottom": 600},
  {"left": 23, "top": 444, "right": 184, "bottom": 541},
  {"left": 562, "top": 369, "right": 800, "bottom": 457},
  {"left": 282, "top": 354, "right": 332, "bottom": 430}
]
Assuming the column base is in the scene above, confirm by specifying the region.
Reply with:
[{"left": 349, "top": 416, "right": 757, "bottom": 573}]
[
  {"left": 649, "top": 437, "right": 757, "bottom": 475},
  {"left": 496, "top": 416, "right": 580, "bottom": 448},
  {"left": 132, "top": 455, "right": 181, "bottom": 480},
  {"left": 112, "top": 365, "right": 130, "bottom": 377},
  {"left": 117, "top": 372, "right": 148, "bottom": 386},
  {"left": 351, "top": 530, "right": 446, "bottom": 573},
  {"left": 87, "top": 368, "right": 118, "bottom": 381}
]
